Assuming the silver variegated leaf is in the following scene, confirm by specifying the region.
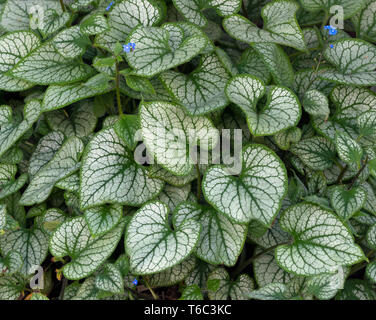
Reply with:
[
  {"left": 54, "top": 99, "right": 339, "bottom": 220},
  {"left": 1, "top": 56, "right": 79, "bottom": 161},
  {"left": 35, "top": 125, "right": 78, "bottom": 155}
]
[
  {"left": 80, "top": 14, "right": 109, "bottom": 36},
  {"left": 276, "top": 203, "right": 365, "bottom": 276},
  {"left": 95, "top": 263, "right": 124, "bottom": 295},
  {"left": 84, "top": 204, "right": 123, "bottom": 237},
  {"left": 203, "top": 144, "right": 287, "bottom": 226},
  {"left": 330, "top": 186, "right": 367, "bottom": 221},
  {"left": 226, "top": 74, "right": 301, "bottom": 136},
  {"left": 80, "top": 127, "right": 164, "bottom": 210},
  {"left": 335, "top": 131, "right": 363, "bottom": 167},
  {"left": 53, "top": 26, "right": 89, "bottom": 59},
  {"left": 125, "top": 201, "right": 201, "bottom": 275},
  {"left": 125, "top": 25, "right": 207, "bottom": 77},
  {"left": 299, "top": 0, "right": 367, "bottom": 19},
  {"left": 50, "top": 217, "right": 125, "bottom": 280},
  {"left": 140, "top": 101, "right": 219, "bottom": 176},
  {"left": 20, "top": 136, "right": 84, "bottom": 206},
  {"left": 0, "top": 227, "right": 49, "bottom": 276},
  {"left": 207, "top": 268, "right": 254, "bottom": 300},
  {"left": 302, "top": 89, "right": 330, "bottom": 117},
  {"left": 223, "top": 1, "right": 306, "bottom": 51},
  {"left": 173, "top": 202, "right": 247, "bottom": 267},
  {"left": 148, "top": 165, "right": 197, "bottom": 187},
  {"left": 156, "top": 184, "right": 190, "bottom": 211},
  {"left": 160, "top": 52, "right": 230, "bottom": 115}
]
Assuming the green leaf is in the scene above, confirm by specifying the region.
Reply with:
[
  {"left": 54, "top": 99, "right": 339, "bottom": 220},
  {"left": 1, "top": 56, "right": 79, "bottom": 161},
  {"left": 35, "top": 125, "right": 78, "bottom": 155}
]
[
  {"left": 251, "top": 43, "right": 295, "bottom": 87},
  {"left": 335, "top": 131, "right": 363, "bottom": 167},
  {"left": 80, "top": 14, "right": 109, "bottom": 36},
  {"left": 0, "top": 173, "right": 28, "bottom": 201},
  {"left": 140, "top": 100, "right": 219, "bottom": 176},
  {"left": 352, "top": 0, "right": 376, "bottom": 42},
  {"left": 0, "top": 227, "right": 49, "bottom": 276},
  {"left": 50, "top": 217, "right": 125, "bottom": 280},
  {"left": 302, "top": 89, "right": 330, "bottom": 118},
  {"left": 53, "top": 26, "right": 90, "bottom": 59},
  {"left": 125, "top": 201, "right": 201, "bottom": 275},
  {"left": 40, "top": 208, "right": 67, "bottom": 234},
  {"left": 95, "top": 0, "right": 163, "bottom": 52},
  {"left": 290, "top": 136, "right": 336, "bottom": 171},
  {"left": 203, "top": 144, "right": 287, "bottom": 226},
  {"left": 207, "top": 268, "right": 254, "bottom": 300},
  {"left": 366, "top": 223, "right": 376, "bottom": 249},
  {"left": 173, "top": 0, "right": 241, "bottom": 27},
  {"left": 84, "top": 204, "right": 123, "bottom": 237},
  {"left": 0, "top": 73, "right": 33, "bottom": 91},
  {"left": 29, "top": 293, "right": 49, "bottom": 300},
  {"left": 299, "top": 0, "right": 367, "bottom": 19},
  {"left": 8, "top": 42, "right": 94, "bottom": 85},
  {"left": 0, "top": 105, "right": 12, "bottom": 125},
  {"left": 95, "top": 263, "right": 124, "bottom": 295},
  {"left": 125, "top": 24, "right": 207, "bottom": 77},
  {"left": 366, "top": 261, "right": 376, "bottom": 283},
  {"left": 320, "top": 39, "right": 376, "bottom": 86},
  {"left": 160, "top": 52, "right": 230, "bottom": 115},
  {"left": 0, "top": 31, "right": 41, "bottom": 73},
  {"left": 56, "top": 173, "right": 80, "bottom": 192},
  {"left": 276, "top": 203, "right": 365, "bottom": 276},
  {"left": 123, "top": 75, "right": 156, "bottom": 95},
  {"left": 330, "top": 186, "right": 367, "bottom": 221},
  {"left": 174, "top": 202, "right": 247, "bottom": 266},
  {"left": 46, "top": 101, "right": 97, "bottom": 138},
  {"left": 225, "top": 74, "right": 301, "bottom": 136},
  {"left": 113, "top": 114, "right": 140, "bottom": 150},
  {"left": 179, "top": 284, "right": 203, "bottom": 300},
  {"left": 248, "top": 283, "right": 289, "bottom": 300},
  {"left": 42, "top": 74, "right": 112, "bottom": 112},
  {"left": 0, "top": 251, "right": 23, "bottom": 275},
  {"left": 223, "top": 1, "right": 306, "bottom": 51},
  {"left": 357, "top": 111, "right": 376, "bottom": 137},
  {"left": 237, "top": 47, "right": 271, "bottom": 84},
  {"left": 0, "top": 100, "right": 42, "bottom": 158},
  {"left": 148, "top": 256, "right": 196, "bottom": 287},
  {"left": 80, "top": 127, "right": 164, "bottom": 210},
  {"left": 20, "top": 136, "right": 84, "bottom": 206}
]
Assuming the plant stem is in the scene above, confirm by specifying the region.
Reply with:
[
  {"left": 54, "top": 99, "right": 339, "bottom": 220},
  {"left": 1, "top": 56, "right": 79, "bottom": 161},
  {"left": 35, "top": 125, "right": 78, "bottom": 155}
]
[
  {"left": 59, "top": 277, "right": 68, "bottom": 300},
  {"left": 144, "top": 277, "right": 159, "bottom": 300},
  {"left": 321, "top": 11, "right": 329, "bottom": 29},
  {"left": 349, "top": 157, "right": 368, "bottom": 189},
  {"left": 196, "top": 164, "right": 202, "bottom": 201},
  {"left": 233, "top": 242, "right": 288, "bottom": 277},
  {"left": 336, "top": 164, "right": 348, "bottom": 184},
  {"left": 241, "top": 0, "right": 249, "bottom": 20},
  {"left": 59, "top": 0, "right": 66, "bottom": 12},
  {"left": 115, "top": 61, "right": 123, "bottom": 116}
]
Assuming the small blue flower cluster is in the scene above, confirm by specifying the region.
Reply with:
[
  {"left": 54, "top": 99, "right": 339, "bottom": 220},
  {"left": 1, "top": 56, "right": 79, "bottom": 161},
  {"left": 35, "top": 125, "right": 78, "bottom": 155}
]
[
  {"left": 106, "top": 1, "right": 114, "bottom": 11},
  {"left": 132, "top": 278, "right": 138, "bottom": 286},
  {"left": 123, "top": 42, "right": 136, "bottom": 53},
  {"left": 324, "top": 25, "right": 338, "bottom": 48}
]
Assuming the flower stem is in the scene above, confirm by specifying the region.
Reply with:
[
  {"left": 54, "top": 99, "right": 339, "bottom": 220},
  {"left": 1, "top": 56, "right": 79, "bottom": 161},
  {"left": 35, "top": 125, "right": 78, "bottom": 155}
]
[
  {"left": 59, "top": 0, "right": 66, "bottom": 12},
  {"left": 144, "top": 277, "right": 159, "bottom": 300},
  {"left": 349, "top": 156, "right": 368, "bottom": 189},
  {"left": 115, "top": 61, "right": 123, "bottom": 116},
  {"left": 336, "top": 164, "right": 348, "bottom": 184}
]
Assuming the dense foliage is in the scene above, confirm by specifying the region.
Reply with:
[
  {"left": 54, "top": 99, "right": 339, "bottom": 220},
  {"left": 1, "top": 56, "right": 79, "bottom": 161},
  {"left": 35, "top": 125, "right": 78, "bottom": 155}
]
[{"left": 0, "top": 0, "right": 376, "bottom": 301}]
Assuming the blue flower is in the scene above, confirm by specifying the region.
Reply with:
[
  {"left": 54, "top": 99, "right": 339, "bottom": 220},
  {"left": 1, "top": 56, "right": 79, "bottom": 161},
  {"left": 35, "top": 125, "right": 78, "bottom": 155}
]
[
  {"left": 132, "top": 278, "right": 138, "bottom": 286},
  {"left": 324, "top": 25, "right": 331, "bottom": 30},
  {"left": 328, "top": 27, "right": 338, "bottom": 35},
  {"left": 330, "top": 44, "right": 334, "bottom": 48},
  {"left": 123, "top": 44, "right": 131, "bottom": 53},
  {"left": 106, "top": 1, "right": 114, "bottom": 11},
  {"left": 129, "top": 43, "right": 136, "bottom": 50}
]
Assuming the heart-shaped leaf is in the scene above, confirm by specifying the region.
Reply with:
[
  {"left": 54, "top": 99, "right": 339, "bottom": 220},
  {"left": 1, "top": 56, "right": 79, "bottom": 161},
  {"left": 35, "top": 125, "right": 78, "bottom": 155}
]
[
  {"left": 125, "top": 201, "right": 201, "bottom": 274},
  {"left": 302, "top": 89, "right": 330, "bottom": 117},
  {"left": 274, "top": 127, "right": 302, "bottom": 151},
  {"left": 125, "top": 24, "right": 207, "bottom": 77},
  {"left": 173, "top": 202, "right": 247, "bottom": 266},
  {"left": 225, "top": 74, "right": 301, "bottom": 136},
  {"left": 0, "top": 251, "right": 23, "bottom": 275},
  {"left": 276, "top": 203, "right": 365, "bottom": 276},
  {"left": 335, "top": 131, "right": 363, "bottom": 167},
  {"left": 95, "top": 263, "right": 124, "bottom": 294},
  {"left": 223, "top": 1, "right": 306, "bottom": 51},
  {"left": 52, "top": 26, "right": 90, "bottom": 59},
  {"left": 173, "top": 0, "right": 241, "bottom": 27},
  {"left": 180, "top": 284, "right": 204, "bottom": 300},
  {"left": 320, "top": 39, "right": 376, "bottom": 86},
  {"left": 330, "top": 186, "right": 367, "bottom": 221},
  {"left": 290, "top": 136, "right": 337, "bottom": 171},
  {"left": 203, "top": 144, "right": 287, "bottom": 226},
  {"left": 50, "top": 217, "right": 125, "bottom": 280},
  {"left": 8, "top": 42, "right": 95, "bottom": 85},
  {"left": 80, "top": 14, "right": 109, "bottom": 36},
  {"left": 0, "top": 227, "right": 49, "bottom": 276},
  {"left": 20, "top": 136, "right": 84, "bottom": 206},
  {"left": 160, "top": 52, "right": 230, "bottom": 115},
  {"left": 0, "top": 100, "right": 42, "bottom": 158},
  {"left": 140, "top": 101, "right": 219, "bottom": 176},
  {"left": 95, "top": 0, "right": 163, "bottom": 52},
  {"left": 207, "top": 268, "right": 254, "bottom": 300},
  {"left": 38, "top": 9, "right": 71, "bottom": 38},
  {"left": 80, "top": 127, "right": 164, "bottom": 210},
  {"left": 352, "top": 0, "right": 376, "bottom": 42}
]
